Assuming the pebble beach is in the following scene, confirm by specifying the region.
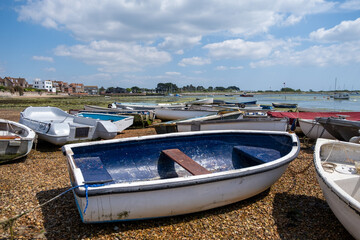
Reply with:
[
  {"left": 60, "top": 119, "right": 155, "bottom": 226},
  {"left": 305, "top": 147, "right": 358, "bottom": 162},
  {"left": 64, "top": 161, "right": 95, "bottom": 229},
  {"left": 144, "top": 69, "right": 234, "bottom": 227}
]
[{"left": 0, "top": 108, "right": 354, "bottom": 239}]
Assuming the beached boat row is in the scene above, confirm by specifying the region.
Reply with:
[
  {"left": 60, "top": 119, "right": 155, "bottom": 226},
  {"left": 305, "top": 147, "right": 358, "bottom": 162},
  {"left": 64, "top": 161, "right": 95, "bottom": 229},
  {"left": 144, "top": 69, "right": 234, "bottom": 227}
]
[{"left": 2, "top": 98, "right": 360, "bottom": 239}]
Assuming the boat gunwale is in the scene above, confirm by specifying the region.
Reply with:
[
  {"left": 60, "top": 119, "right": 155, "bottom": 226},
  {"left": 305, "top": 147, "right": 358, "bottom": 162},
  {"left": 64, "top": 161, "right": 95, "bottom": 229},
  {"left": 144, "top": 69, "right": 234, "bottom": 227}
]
[
  {"left": 314, "top": 138, "right": 360, "bottom": 213},
  {"left": 63, "top": 130, "right": 300, "bottom": 197}
]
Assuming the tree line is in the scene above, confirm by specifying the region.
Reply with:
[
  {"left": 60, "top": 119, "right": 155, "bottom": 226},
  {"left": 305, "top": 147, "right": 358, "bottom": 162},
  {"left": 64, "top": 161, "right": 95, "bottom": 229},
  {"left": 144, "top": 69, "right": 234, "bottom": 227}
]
[{"left": 103, "top": 82, "right": 241, "bottom": 94}]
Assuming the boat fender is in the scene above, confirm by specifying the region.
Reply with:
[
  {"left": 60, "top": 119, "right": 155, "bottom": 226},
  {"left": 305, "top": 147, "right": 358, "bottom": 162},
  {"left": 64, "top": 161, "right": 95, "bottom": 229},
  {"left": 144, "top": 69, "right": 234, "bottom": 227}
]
[{"left": 240, "top": 104, "right": 245, "bottom": 108}]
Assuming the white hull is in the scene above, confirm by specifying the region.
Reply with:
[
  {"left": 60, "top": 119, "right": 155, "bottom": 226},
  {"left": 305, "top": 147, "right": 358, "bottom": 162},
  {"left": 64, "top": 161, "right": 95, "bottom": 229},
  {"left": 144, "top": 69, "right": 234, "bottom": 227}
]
[
  {"left": 298, "top": 119, "right": 335, "bottom": 140},
  {"left": 74, "top": 164, "right": 288, "bottom": 223},
  {"left": 314, "top": 139, "right": 360, "bottom": 239},
  {"left": 20, "top": 107, "right": 118, "bottom": 145},
  {"left": 0, "top": 119, "right": 35, "bottom": 162},
  {"left": 63, "top": 130, "right": 300, "bottom": 223},
  {"left": 155, "top": 108, "right": 218, "bottom": 121},
  {"left": 177, "top": 118, "right": 288, "bottom": 132}
]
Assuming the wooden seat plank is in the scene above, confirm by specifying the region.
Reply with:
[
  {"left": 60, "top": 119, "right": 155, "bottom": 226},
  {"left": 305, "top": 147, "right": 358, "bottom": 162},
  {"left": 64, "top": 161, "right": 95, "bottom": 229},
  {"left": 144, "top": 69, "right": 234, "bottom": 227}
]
[
  {"left": 0, "top": 135, "right": 18, "bottom": 140},
  {"left": 161, "top": 149, "right": 210, "bottom": 175}
]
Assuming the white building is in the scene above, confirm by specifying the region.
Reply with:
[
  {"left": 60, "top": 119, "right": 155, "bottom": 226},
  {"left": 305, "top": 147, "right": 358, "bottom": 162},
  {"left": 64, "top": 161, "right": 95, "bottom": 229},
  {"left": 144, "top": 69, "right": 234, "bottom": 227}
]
[{"left": 33, "top": 78, "right": 56, "bottom": 92}]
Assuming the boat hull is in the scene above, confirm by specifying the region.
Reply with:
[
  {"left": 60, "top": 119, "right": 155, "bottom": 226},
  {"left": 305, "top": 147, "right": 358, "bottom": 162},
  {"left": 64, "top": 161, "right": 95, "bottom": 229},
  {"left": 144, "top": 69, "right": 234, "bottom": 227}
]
[
  {"left": 63, "top": 130, "right": 300, "bottom": 223},
  {"left": 0, "top": 119, "right": 35, "bottom": 163},
  {"left": 154, "top": 108, "right": 218, "bottom": 121},
  {"left": 298, "top": 119, "right": 335, "bottom": 140},
  {"left": 177, "top": 118, "right": 288, "bottom": 132},
  {"left": 74, "top": 164, "right": 288, "bottom": 223},
  {"left": 317, "top": 118, "right": 360, "bottom": 141},
  {"left": 314, "top": 139, "right": 360, "bottom": 239}
]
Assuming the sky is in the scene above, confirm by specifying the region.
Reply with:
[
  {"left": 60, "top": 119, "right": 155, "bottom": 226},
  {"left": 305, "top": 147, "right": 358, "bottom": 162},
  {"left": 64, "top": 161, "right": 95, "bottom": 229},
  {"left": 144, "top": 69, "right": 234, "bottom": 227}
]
[{"left": 1, "top": 0, "right": 360, "bottom": 91}]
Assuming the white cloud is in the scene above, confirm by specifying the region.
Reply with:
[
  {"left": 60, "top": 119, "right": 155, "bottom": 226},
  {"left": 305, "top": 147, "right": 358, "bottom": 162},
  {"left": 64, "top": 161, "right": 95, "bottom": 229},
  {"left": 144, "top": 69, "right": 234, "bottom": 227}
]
[
  {"left": 32, "top": 56, "right": 54, "bottom": 62},
  {"left": 250, "top": 41, "right": 360, "bottom": 68},
  {"left": 158, "top": 35, "right": 202, "bottom": 51},
  {"left": 44, "top": 67, "right": 56, "bottom": 72},
  {"left": 339, "top": 0, "right": 360, "bottom": 10},
  {"left": 17, "top": 0, "right": 334, "bottom": 43},
  {"left": 310, "top": 17, "right": 360, "bottom": 42},
  {"left": 204, "top": 39, "right": 279, "bottom": 59},
  {"left": 215, "top": 65, "right": 244, "bottom": 70},
  {"left": 165, "top": 72, "right": 181, "bottom": 75},
  {"left": 178, "top": 57, "right": 211, "bottom": 67},
  {"left": 54, "top": 40, "right": 171, "bottom": 73}
]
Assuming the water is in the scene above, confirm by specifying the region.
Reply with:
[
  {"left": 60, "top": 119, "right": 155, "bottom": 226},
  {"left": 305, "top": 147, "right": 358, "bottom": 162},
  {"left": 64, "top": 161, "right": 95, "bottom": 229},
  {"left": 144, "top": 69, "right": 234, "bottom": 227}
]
[{"left": 235, "top": 93, "right": 360, "bottom": 112}]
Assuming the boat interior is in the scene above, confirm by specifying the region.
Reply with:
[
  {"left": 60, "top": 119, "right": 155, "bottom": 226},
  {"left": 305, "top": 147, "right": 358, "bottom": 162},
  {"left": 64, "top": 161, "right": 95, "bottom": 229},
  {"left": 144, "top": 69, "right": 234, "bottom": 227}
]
[
  {"left": 70, "top": 133, "right": 294, "bottom": 184},
  {"left": 320, "top": 143, "right": 360, "bottom": 201}
]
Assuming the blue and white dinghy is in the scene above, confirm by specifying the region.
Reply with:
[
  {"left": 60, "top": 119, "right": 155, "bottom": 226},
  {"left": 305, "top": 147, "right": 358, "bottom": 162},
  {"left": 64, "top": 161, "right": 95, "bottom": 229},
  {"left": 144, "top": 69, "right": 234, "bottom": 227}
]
[
  {"left": 76, "top": 112, "right": 134, "bottom": 132},
  {"left": 62, "top": 130, "right": 300, "bottom": 223},
  {"left": 20, "top": 107, "right": 118, "bottom": 145}
]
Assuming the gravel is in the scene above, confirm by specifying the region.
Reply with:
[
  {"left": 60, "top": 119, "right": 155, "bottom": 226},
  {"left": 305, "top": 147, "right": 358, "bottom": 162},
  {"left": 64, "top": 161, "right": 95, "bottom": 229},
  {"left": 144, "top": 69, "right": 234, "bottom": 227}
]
[{"left": 0, "top": 109, "right": 353, "bottom": 239}]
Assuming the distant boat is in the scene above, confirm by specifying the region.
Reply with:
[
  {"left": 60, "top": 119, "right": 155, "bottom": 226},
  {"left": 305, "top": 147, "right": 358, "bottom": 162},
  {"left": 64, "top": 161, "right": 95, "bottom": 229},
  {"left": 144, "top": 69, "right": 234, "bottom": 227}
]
[
  {"left": 20, "top": 107, "right": 118, "bottom": 145},
  {"left": 314, "top": 139, "right": 360, "bottom": 239},
  {"left": 76, "top": 112, "right": 134, "bottom": 132},
  {"left": 333, "top": 92, "right": 350, "bottom": 100},
  {"left": 272, "top": 102, "right": 298, "bottom": 108},
  {"left": 317, "top": 117, "right": 360, "bottom": 141},
  {"left": 240, "top": 93, "right": 254, "bottom": 97},
  {"left": 62, "top": 130, "right": 300, "bottom": 223},
  {"left": 0, "top": 119, "right": 35, "bottom": 163}
]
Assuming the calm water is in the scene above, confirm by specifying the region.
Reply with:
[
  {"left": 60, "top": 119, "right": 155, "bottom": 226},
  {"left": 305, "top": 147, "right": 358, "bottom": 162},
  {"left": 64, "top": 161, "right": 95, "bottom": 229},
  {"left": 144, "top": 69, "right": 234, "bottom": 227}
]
[{"left": 236, "top": 93, "right": 360, "bottom": 112}]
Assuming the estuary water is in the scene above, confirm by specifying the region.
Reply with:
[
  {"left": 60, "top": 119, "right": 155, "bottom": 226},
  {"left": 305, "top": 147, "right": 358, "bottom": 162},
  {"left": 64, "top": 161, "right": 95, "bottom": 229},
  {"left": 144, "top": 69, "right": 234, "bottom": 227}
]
[{"left": 236, "top": 93, "right": 360, "bottom": 112}]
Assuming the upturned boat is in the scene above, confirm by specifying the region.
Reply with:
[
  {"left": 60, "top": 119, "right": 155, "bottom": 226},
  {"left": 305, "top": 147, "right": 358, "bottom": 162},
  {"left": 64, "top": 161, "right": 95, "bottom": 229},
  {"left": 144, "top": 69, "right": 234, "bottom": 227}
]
[
  {"left": 20, "top": 107, "right": 118, "bottom": 145},
  {"left": 62, "top": 130, "right": 300, "bottom": 223},
  {"left": 0, "top": 119, "right": 35, "bottom": 163}
]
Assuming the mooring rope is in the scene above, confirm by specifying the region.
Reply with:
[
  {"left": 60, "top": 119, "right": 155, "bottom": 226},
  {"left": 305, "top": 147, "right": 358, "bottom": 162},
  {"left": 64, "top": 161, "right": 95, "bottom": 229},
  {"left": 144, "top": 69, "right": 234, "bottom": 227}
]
[{"left": 0, "top": 183, "right": 103, "bottom": 228}]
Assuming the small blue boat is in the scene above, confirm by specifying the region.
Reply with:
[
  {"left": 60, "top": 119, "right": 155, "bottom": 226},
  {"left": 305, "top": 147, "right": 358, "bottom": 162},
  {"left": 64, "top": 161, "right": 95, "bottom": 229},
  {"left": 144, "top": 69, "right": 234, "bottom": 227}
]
[
  {"left": 62, "top": 130, "right": 300, "bottom": 223},
  {"left": 77, "top": 112, "right": 134, "bottom": 132}
]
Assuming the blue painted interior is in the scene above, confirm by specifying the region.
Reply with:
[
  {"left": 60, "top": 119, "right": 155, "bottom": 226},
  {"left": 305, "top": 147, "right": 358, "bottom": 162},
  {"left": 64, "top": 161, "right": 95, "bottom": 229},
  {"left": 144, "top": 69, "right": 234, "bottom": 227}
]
[
  {"left": 71, "top": 133, "right": 293, "bottom": 184},
  {"left": 78, "top": 113, "right": 127, "bottom": 122}
]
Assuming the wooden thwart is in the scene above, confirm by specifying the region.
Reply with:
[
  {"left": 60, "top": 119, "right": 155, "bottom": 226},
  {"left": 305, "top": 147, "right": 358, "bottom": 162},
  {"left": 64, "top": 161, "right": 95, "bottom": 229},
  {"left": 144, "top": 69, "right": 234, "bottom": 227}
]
[
  {"left": 161, "top": 148, "right": 210, "bottom": 175},
  {"left": 0, "top": 135, "right": 18, "bottom": 140}
]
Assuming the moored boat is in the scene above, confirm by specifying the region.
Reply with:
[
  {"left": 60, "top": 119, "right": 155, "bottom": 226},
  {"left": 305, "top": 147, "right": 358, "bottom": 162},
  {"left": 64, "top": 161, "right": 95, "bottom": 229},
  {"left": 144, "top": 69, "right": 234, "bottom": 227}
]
[
  {"left": 62, "top": 130, "right": 300, "bottom": 223},
  {"left": 20, "top": 107, "right": 118, "bottom": 145},
  {"left": 333, "top": 92, "right": 350, "bottom": 100},
  {"left": 314, "top": 139, "right": 360, "bottom": 239},
  {"left": 0, "top": 119, "right": 35, "bottom": 163},
  {"left": 272, "top": 102, "right": 298, "bottom": 108}
]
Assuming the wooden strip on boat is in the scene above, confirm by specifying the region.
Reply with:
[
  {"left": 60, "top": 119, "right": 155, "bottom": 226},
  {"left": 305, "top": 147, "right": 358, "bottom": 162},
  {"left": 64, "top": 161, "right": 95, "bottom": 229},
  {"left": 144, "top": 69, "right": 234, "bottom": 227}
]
[
  {"left": 161, "top": 149, "right": 210, "bottom": 175},
  {"left": 0, "top": 135, "right": 18, "bottom": 140}
]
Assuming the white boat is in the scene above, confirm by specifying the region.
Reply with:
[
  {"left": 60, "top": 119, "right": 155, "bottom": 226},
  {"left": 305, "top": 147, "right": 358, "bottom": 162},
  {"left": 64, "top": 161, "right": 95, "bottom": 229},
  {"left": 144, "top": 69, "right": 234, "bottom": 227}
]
[
  {"left": 76, "top": 112, "right": 134, "bottom": 132},
  {"left": 314, "top": 139, "right": 360, "bottom": 239},
  {"left": 0, "top": 119, "right": 35, "bottom": 163},
  {"left": 19, "top": 107, "right": 118, "bottom": 145},
  {"left": 298, "top": 119, "right": 335, "bottom": 140},
  {"left": 113, "top": 102, "right": 186, "bottom": 110},
  {"left": 154, "top": 108, "right": 219, "bottom": 121},
  {"left": 82, "top": 105, "right": 155, "bottom": 128},
  {"left": 177, "top": 118, "right": 288, "bottom": 132},
  {"left": 154, "top": 111, "right": 243, "bottom": 134},
  {"left": 62, "top": 130, "right": 300, "bottom": 223}
]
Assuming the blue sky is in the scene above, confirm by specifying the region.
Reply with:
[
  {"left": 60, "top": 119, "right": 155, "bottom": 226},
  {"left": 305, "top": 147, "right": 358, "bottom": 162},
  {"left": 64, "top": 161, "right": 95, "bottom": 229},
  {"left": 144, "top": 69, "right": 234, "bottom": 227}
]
[{"left": 1, "top": 0, "right": 360, "bottom": 91}]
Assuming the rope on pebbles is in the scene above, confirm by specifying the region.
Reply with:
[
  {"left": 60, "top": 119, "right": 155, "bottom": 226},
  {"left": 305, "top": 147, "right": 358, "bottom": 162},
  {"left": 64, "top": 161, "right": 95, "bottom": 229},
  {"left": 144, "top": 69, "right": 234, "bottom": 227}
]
[{"left": 0, "top": 183, "right": 102, "bottom": 239}]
